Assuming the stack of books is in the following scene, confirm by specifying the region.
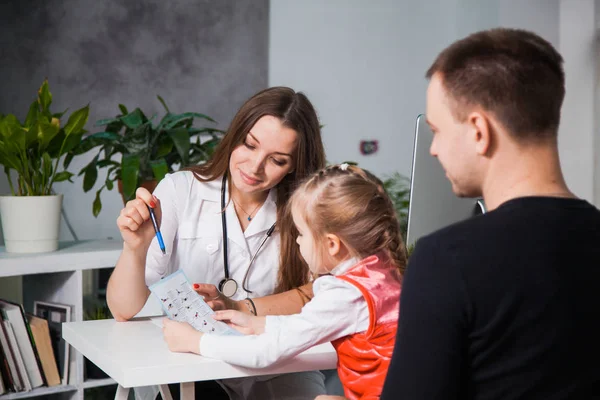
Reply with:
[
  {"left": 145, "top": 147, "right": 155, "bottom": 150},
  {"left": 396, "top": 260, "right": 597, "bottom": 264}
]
[{"left": 0, "top": 299, "right": 71, "bottom": 395}]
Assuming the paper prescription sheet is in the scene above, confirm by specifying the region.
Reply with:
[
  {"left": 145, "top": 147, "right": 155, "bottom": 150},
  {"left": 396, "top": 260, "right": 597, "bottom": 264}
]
[{"left": 149, "top": 270, "right": 241, "bottom": 336}]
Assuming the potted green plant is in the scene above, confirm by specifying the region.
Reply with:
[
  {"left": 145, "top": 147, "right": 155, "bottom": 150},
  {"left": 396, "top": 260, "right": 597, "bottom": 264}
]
[
  {"left": 0, "top": 80, "right": 89, "bottom": 253},
  {"left": 71, "top": 97, "right": 224, "bottom": 216},
  {"left": 381, "top": 171, "right": 411, "bottom": 240}
]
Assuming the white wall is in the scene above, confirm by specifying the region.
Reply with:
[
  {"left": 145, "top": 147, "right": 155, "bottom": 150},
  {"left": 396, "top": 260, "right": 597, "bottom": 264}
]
[
  {"left": 558, "top": 0, "right": 597, "bottom": 202},
  {"left": 269, "top": 0, "right": 465, "bottom": 179},
  {"left": 270, "top": 0, "right": 599, "bottom": 205}
]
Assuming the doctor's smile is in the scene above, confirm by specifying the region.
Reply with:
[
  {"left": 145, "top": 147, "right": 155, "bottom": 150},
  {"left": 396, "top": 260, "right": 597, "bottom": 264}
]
[{"left": 238, "top": 169, "right": 262, "bottom": 186}]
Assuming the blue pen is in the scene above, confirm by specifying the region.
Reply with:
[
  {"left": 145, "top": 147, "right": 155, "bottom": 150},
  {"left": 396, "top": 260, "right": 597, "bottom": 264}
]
[{"left": 147, "top": 205, "right": 166, "bottom": 255}]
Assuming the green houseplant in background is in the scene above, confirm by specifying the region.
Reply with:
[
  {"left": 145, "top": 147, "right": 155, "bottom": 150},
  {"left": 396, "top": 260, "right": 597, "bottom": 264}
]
[
  {"left": 0, "top": 80, "right": 89, "bottom": 253},
  {"left": 381, "top": 172, "right": 413, "bottom": 258},
  {"left": 70, "top": 96, "right": 224, "bottom": 216},
  {"left": 381, "top": 171, "right": 411, "bottom": 240}
]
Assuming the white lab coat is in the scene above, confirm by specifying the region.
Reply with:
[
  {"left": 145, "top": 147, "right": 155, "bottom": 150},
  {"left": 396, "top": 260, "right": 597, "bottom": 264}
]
[{"left": 143, "top": 171, "right": 326, "bottom": 400}]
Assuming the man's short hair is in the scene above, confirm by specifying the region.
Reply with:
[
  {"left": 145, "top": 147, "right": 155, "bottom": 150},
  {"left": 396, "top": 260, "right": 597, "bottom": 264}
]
[{"left": 427, "top": 28, "right": 565, "bottom": 141}]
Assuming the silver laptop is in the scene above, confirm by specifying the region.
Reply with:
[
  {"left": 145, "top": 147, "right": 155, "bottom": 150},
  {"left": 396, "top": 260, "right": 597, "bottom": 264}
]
[{"left": 406, "top": 114, "right": 485, "bottom": 248}]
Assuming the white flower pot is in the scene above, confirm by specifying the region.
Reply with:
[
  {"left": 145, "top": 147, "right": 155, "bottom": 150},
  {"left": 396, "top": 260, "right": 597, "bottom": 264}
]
[{"left": 0, "top": 194, "right": 63, "bottom": 253}]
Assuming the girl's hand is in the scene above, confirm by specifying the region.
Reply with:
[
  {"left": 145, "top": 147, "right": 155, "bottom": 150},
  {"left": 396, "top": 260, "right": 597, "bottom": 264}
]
[
  {"left": 192, "top": 283, "right": 242, "bottom": 312},
  {"left": 162, "top": 318, "right": 202, "bottom": 354},
  {"left": 117, "top": 187, "right": 161, "bottom": 253},
  {"left": 212, "top": 310, "right": 265, "bottom": 335}
]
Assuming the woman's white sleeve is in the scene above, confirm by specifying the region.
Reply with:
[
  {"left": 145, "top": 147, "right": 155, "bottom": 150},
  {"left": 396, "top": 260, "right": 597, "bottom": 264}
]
[
  {"left": 199, "top": 276, "right": 369, "bottom": 368},
  {"left": 145, "top": 173, "right": 181, "bottom": 286}
]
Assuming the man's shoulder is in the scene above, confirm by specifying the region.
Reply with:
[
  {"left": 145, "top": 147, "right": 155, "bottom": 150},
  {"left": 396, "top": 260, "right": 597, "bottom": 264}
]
[
  {"left": 411, "top": 210, "right": 512, "bottom": 270},
  {"left": 417, "top": 213, "right": 490, "bottom": 248}
]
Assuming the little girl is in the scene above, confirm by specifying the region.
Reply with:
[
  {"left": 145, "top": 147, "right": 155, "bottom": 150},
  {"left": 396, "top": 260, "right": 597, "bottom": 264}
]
[{"left": 162, "top": 164, "right": 406, "bottom": 400}]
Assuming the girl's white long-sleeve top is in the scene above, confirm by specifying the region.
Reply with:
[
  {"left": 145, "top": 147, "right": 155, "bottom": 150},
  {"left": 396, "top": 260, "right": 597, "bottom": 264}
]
[{"left": 199, "top": 258, "right": 370, "bottom": 368}]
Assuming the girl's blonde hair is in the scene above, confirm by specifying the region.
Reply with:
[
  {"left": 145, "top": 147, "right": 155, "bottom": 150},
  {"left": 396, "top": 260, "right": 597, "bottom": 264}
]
[{"left": 289, "top": 164, "right": 407, "bottom": 274}]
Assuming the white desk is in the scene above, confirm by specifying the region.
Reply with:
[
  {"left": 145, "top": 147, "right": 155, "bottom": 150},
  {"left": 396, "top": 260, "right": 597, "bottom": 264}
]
[{"left": 63, "top": 317, "right": 338, "bottom": 399}]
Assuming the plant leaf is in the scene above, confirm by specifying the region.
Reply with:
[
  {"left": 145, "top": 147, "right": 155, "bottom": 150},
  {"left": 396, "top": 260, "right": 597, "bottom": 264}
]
[
  {"left": 0, "top": 115, "right": 27, "bottom": 151},
  {"left": 120, "top": 108, "right": 145, "bottom": 129},
  {"left": 154, "top": 139, "right": 173, "bottom": 159},
  {"left": 46, "top": 129, "right": 66, "bottom": 158},
  {"left": 63, "top": 152, "right": 74, "bottom": 169},
  {"left": 179, "top": 112, "right": 216, "bottom": 123},
  {"left": 70, "top": 131, "right": 121, "bottom": 155},
  {"left": 164, "top": 112, "right": 216, "bottom": 130},
  {"left": 201, "top": 137, "right": 220, "bottom": 157},
  {"left": 52, "top": 109, "right": 69, "bottom": 119},
  {"left": 82, "top": 154, "right": 99, "bottom": 192},
  {"left": 93, "top": 188, "right": 103, "bottom": 217},
  {"left": 105, "top": 178, "right": 114, "bottom": 191},
  {"left": 97, "top": 159, "right": 119, "bottom": 168},
  {"left": 61, "top": 132, "right": 84, "bottom": 154},
  {"left": 188, "top": 127, "right": 225, "bottom": 136},
  {"left": 95, "top": 117, "right": 121, "bottom": 127},
  {"left": 38, "top": 79, "right": 52, "bottom": 112},
  {"left": 150, "top": 158, "right": 169, "bottom": 182},
  {"left": 33, "top": 116, "right": 60, "bottom": 151},
  {"left": 157, "top": 95, "right": 170, "bottom": 113},
  {"left": 24, "top": 100, "right": 39, "bottom": 128},
  {"left": 118, "top": 104, "right": 128, "bottom": 115},
  {"left": 53, "top": 171, "right": 74, "bottom": 182},
  {"left": 166, "top": 128, "right": 190, "bottom": 166},
  {"left": 121, "top": 153, "right": 140, "bottom": 200},
  {"left": 0, "top": 145, "right": 22, "bottom": 171},
  {"left": 64, "top": 105, "right": 90, "bottom": 136},
  {"left": 42, "top": 152, "right": 53, "bottom": 192}
]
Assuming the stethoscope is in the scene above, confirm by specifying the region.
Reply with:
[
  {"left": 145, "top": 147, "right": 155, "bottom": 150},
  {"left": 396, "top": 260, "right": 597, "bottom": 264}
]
[{"left": 218, "top": 174, "right": 276, "bottom": 298}]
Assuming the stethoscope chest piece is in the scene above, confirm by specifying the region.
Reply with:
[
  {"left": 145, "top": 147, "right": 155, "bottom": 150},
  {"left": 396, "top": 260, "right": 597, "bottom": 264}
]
[{"left": 218, "top": 278, "right": 238, "bottom": 298}]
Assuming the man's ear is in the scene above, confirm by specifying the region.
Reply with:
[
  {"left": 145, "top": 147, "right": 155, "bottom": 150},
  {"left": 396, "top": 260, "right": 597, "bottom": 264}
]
[
  {"left": 467, "top": 111, "right": 492, "bottom": 156},
  {"left": 326, "top": 233, "right": 342, "bottom": 257}
]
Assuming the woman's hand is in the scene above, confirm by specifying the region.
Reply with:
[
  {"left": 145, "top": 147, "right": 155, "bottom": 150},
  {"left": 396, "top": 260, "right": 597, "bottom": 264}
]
[
  {"left": 212, "top": 310, "right": 266, "bottom": 335},
  {"left": 192, "top": 283, "right": 242, "bottom": 312},
  {"left": 162, "top": 318, "right": 202, "bottom": 354},
  {"left": 116, "top": 187, "right": 160, "bottom": 253}
]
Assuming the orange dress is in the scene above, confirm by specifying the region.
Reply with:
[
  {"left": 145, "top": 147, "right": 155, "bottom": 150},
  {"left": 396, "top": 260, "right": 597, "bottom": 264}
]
[{"left": 332, "top": 254, "right": 402, "bottom": 400}]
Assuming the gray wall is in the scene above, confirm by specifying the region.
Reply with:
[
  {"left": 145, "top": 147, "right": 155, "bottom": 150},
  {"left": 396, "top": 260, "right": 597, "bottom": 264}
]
[{"left": 0, "top": 0, "right": 269, "bottom": 242}]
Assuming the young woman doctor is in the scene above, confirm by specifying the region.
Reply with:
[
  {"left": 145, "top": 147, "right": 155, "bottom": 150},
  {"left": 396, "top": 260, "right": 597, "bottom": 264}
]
[{"left": 106, "top": 86, "right": 327, "bottom": 400}]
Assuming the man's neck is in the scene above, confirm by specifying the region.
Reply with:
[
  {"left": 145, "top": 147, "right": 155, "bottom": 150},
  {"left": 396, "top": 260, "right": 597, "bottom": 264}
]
[{"left": 482, "top": 142, "right": 575, "bottom": 211}]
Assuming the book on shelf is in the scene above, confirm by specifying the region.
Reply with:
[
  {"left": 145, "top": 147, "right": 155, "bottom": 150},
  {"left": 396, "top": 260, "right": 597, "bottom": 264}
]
[
  {"left": 0, "top": 319, "right": 31, "bottom": 392},
  {"left": 27, "top": 314, "right": 61, "bottom": 387},
  {"left": 0, "top": 324, "right": 17, "bottom": 393},
  {"left": 33, "top": 301, "right": 72, "bottom": 386},
  {"left": 0, "top": 298, "right": 72, "bottom": 395},
  {"left": 0, "top": 299, "right": 44, "bottom": 389}
]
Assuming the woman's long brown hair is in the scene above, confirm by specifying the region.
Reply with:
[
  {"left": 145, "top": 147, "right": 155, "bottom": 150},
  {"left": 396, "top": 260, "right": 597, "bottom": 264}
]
[{"left": 186, "top": 87, "right": 325, "bottom": 293}]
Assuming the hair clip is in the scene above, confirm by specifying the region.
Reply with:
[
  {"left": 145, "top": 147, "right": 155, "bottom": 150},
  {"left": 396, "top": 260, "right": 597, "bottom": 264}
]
[{"left": 339, "top": 163, "right": 349, "bottom": 171}]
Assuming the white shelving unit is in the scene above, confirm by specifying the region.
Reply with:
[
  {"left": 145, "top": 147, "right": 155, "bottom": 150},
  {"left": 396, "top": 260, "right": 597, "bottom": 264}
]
[{"left": 0, "top": 240, "right": 123, "bottom": 400}]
